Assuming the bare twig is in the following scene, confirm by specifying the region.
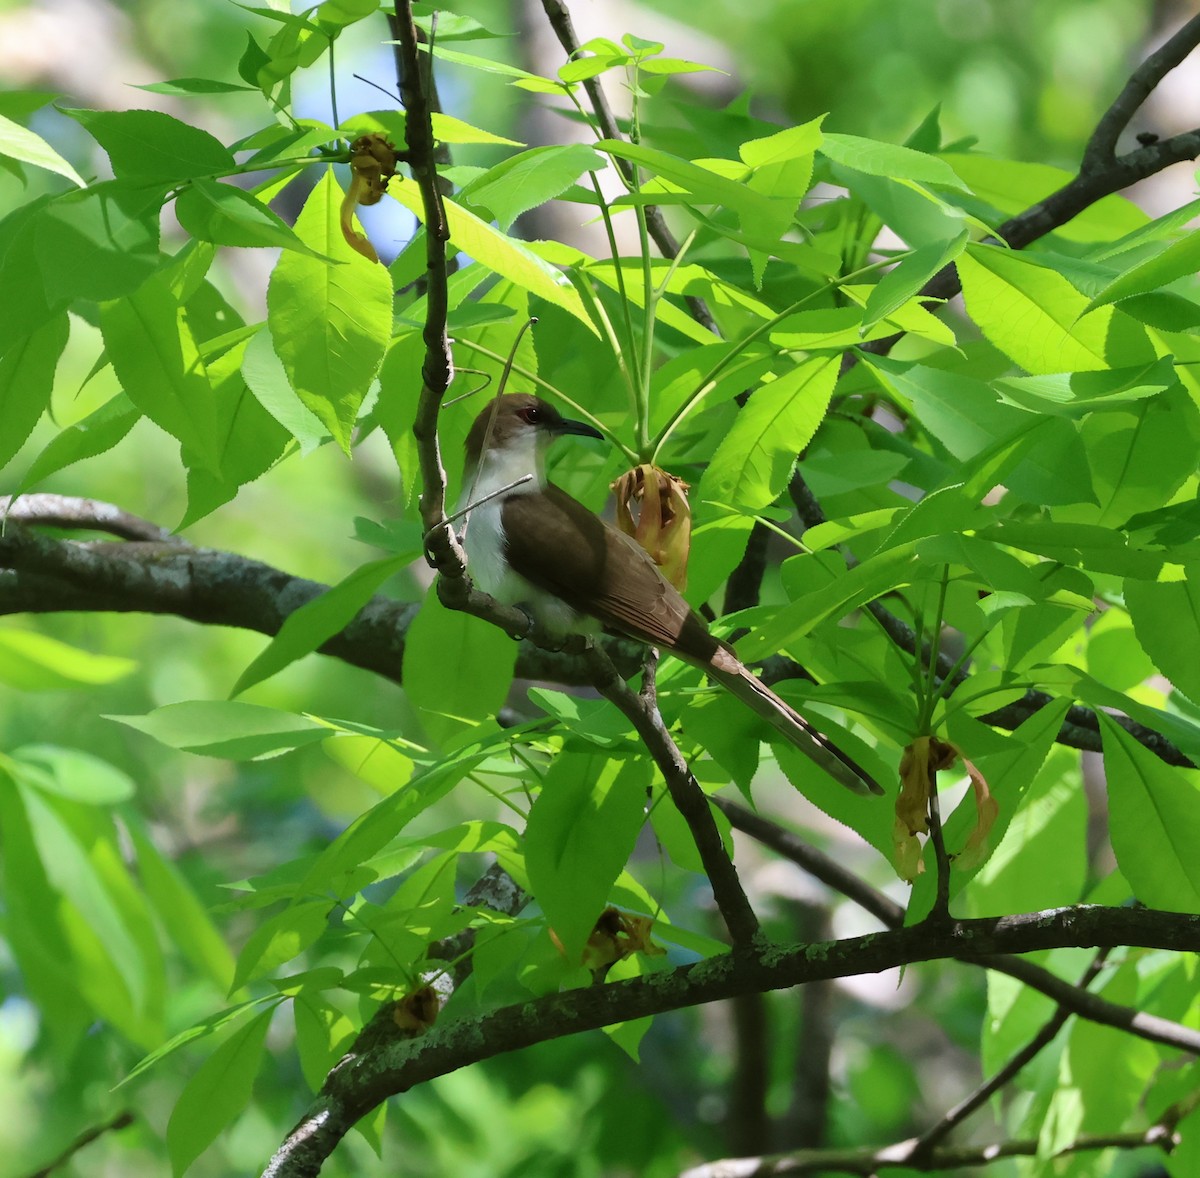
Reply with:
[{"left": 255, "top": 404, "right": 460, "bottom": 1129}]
[
  {"left": 583, "top": 644, "right": 760, "bottom": 945},
  {"left": 538, "top": 0, "right": 720, "bottom": 336},
  {"left": 905, "top": 949, "right": 1111, "bottom": 1161},
  {"left": 25, "top": 1111, "right": 135, "bottom": 1178}
]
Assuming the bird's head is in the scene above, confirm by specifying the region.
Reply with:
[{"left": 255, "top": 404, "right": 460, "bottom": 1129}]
[{"left": 464, "top": 394, "right": 603, "bottom": 477}]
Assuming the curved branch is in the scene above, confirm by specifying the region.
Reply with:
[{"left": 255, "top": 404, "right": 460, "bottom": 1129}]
[{"left": 261, "top": 905, "right": 1200, "bottom": 1177}]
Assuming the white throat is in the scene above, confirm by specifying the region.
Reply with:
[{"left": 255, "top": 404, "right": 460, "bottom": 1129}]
[{"left": 456, "top": 430, "right": 548, "bottom": 607}]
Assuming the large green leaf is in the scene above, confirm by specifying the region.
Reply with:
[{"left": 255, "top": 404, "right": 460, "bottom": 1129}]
[
  {"left": 696, "top": 354, "right": 838, "bottom": 512},
  {"left": 176, "top": 178, "right": 324, "bottom": 255},
  {"left": 17, "top": 393, "right": 140, "bottom": 490},
  {"left": 166, "top": 1007, "right": 274, "bottom": 1177},
  {"left": 99, "top": 270, "right": 223, "bottom": 470},
  {"left": 820, "top": 133, "right": 967, "bottom": 189},
  {"left": 232, "top": 555, "right": 410, "bottom": 697},
  {"left": 0, "top": 110, "right": 84, "bottom": 186},
  {"left": 958, "top": 245, "right": 1152, "bottom": 374},
  {"left": 0, "top": 629, "right": 136, "bottom": 690},
  {"left": 402, "top": 589, "right": 519, "bottom": 743},
  {"left": 108, "top": 701, "right": 330, "bottom": 760},
  {"left": 266, "top": 168, "right": 394, "bottom": 451},
  {"left": 1124, "top": 569, "right": 1200, "bottom": 704},
  {"left": 36, "top": 183, "right": 162, "bottom": 302},
  {"left": 460, "top": 143, "right": 604, "bottom": 229},
  {"left": 65, "top": 107, "right": 234, "bottom": 183},
  {"left": 1098, "top": 713, "right": 1200, "bottom": 913},
  {"left": 231, "top": 899, "right": 330, "bottom": 991},
  {"left": 524, "top": 750, "right": 652, "bottom": 963}
]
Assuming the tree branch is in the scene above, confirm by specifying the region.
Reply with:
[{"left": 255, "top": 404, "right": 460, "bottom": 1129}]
[
  {"left": 584, "top": 646, "right": 760, "bottom": 945},
  {"left": 261, "top": 904, "right": 1200, "bottom": 1177},
  {"left": 715, "top": 797, "right": 1200, "bottom": 1056}
]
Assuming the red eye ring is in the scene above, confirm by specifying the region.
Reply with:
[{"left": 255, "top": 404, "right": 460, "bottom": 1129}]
[{"left": 519, "top": 405, "right": 542, "bottom": 424}]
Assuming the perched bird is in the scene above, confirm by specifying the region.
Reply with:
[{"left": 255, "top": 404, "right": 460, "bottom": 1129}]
[{"left": 457, "top": 393, "right": 882, "bottom": 796}]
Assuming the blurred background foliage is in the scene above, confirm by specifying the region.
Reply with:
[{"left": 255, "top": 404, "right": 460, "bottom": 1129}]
[{"left": 0, "top": 0, "right": 1192, "bottom": 1175}]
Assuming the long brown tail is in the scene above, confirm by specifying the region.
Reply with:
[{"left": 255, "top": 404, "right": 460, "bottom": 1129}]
[{"left": 707, "top": 648, "right": 883, "bottom": 796}]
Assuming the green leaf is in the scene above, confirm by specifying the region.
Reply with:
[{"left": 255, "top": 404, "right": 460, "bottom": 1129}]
[
  {"left": 402, "top": 590, "right": 518, "bottom": 742},
  {"left": 294, "top": 990, "right": 356, "bottom": 1091},
  {"left": 100, "top": 270, "right": 223, "bottom": 471},
  {"left": 36, "top": 183, "right": 162, "bottom": 303},
  {"left": 166, "top": 1007, "right": 274, "bottom": 1177},
  {"left": 993, "top": 358, "right": 1177, "bottom": 417},
  {"left": 1098, "top": 713, "right": 1200, "bottom": 912},
  {"left": 1081, "top": 391, "right": 1200, "bottom": 527},
  {"left": 176, "top": 178, "right": 323, "bottom": 255},
  {"left": 597, "top": 139, "right": 793, "bottom": 237},
  {"left": 697, "top": 355, "right": 838, "bottom": 512},
  {"left": 738, "top": 544, "right": 921, "bottom": 662},
  {"left": 0, "top": 629, "right": 136, "bottom": 689},
  {"left": 18, "top": 393, "right": 140, "bottom": 490},
  {"left": 1085, "top": 230, "right": 1200, "bottom": 311},
  {"left": 108, "top": 701, "right": 329, "bottom": 759},
  {"left": 266, "top": 169, "right": 394, "bottom": 451},
  {"left": 390, "top": 177, "right": 594, "bottom": 330},
  {"left": 957, "top": 245, "right": 1152, "bottom": 374},
  {"left": 298, "top": 728, "right": 510, "bottom": 898},
  {"left": 819, "top": 133, "right": 967, "bottom": 189},
  {"left": 341, "top": 108, "right": 524, "bottom": 147},
  {"left": 524, "top": 751, "right": 652, "bottom": 963},
  {"left": 64, "top": 107, "right": 234, "bottom": 183},
  {"left": 134, "top": 77, "right": 258, "bottom": 96},
  {"left": 126, "top": 819, "right": 235, "bottom": 990},
  {"left": 7, "top": 745, "right": 135, "bottom": 804},
  {"left": 0, "top": 312, "right": 68, "bottom": 471},
  {"left": 232, "top": 555, "right": 409, "bottom": 696},
  {"left": 864, "top": 355, "right": 1028, "bottom": 460},
  {"left": 232, "top": 899, "right": 330, "bottom": 990},
  {"left": 240, "top": 325, "right": 327, "bottom": 452},
  {"left": 179, "top": 335, "right": 292, "bottom": 527},
  {"left": 0, "top": 111, "right": 85, "bottom": 186},
  {"left": 862, "top": 232, "right": 967, "bottom": 329},
  {"left": 945, "top": 153, "right": 1147, "bottom": 243},
  {"left": 1124, "top": 569, "right": 1200, "bottom": 704},
  {"left": 461, "top": 143, "right": 605, "bottom": 230}
]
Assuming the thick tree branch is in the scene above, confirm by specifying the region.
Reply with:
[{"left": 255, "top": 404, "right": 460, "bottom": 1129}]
[{"left": 261, "top": 904, "right": 1200, "bottom": 1177}]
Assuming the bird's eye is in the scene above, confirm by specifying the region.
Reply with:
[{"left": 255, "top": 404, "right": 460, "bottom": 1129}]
[{"left": 519, "top": 405, "right": 542, "bottom": 425}]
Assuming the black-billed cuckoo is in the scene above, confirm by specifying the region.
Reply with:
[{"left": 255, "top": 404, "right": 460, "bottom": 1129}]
[{"left": 458, "top": 394, "right": 883, "bottom": 796}]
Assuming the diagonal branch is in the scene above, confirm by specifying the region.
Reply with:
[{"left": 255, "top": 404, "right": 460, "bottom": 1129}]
[{"left": 586, "top": 647, "right": 760, "bottom": 945}]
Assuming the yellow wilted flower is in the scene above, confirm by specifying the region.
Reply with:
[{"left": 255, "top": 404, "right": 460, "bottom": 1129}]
[
  {"left": 340, "top": 133, "right": 399, "bottom": 263},
  {"left": 612, "top": 464, "right": 692, "bottom": 590},
  {"left": 893, "top": 735, "right": 997, "bottom": 882}
]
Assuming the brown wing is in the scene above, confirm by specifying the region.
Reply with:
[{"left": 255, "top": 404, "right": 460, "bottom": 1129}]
[{"left": 502, "top": 483, "right": 718, "bottom": 663}]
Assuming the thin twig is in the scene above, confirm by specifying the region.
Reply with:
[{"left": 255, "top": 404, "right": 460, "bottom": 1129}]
[
  {"left": 537, "top": 0, "right": 720, "bottom": 336},
  {"left": 25, "top": 1112, "right": 135, "bottom": 1178},
  {"left": 583, "top": 644, "right": 761, "bottom": 945},
  {"left": 905, "top": 949, "right": 1111, "bottom": 1161}
]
